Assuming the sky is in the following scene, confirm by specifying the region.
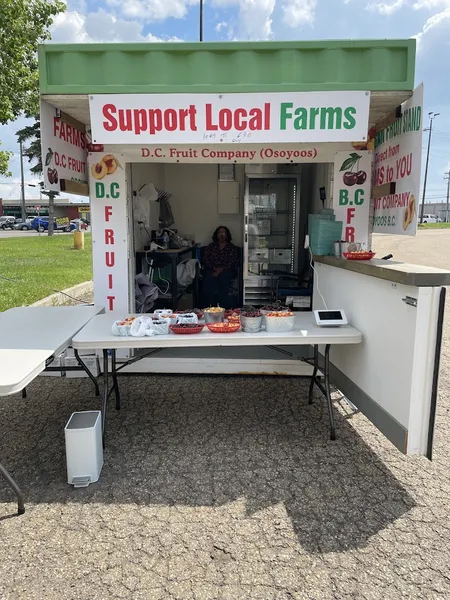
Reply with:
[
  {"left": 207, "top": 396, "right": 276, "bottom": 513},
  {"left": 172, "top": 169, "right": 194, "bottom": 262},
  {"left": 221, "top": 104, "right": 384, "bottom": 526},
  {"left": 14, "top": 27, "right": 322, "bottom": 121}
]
[{"left": 0, "top": 0, "right": 449, "bottom": 205}]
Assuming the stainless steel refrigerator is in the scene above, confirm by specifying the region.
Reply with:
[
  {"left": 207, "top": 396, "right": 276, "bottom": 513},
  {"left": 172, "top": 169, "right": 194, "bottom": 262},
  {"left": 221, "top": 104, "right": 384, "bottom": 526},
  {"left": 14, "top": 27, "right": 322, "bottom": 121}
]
[{"left": 244, "top": 174, "right": 300, "bottom": 305}]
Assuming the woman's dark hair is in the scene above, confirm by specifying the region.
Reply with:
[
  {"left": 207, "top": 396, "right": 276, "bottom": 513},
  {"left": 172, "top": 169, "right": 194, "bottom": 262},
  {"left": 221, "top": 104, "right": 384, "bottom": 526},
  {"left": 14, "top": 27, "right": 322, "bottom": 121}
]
[{"left": 212, "top": 226, "right": 232, "bottom": 243}]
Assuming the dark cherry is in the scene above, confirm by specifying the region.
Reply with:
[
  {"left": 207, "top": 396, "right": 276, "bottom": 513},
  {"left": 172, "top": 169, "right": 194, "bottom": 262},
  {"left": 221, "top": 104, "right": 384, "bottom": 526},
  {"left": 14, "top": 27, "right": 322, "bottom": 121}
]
[
  {"left": 343, "top": 171, "right": 358, "bottom": 186},
  {"left": 356, "top": 170, "right": 367, "bottom": 185},
  {"left": 47, "top": 167, "right": 54, "bottom": 184}
]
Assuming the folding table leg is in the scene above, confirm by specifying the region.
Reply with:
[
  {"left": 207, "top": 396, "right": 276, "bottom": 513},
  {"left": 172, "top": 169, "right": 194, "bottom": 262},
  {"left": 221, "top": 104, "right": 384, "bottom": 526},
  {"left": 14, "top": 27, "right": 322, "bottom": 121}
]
[
  {"left": 111, "top": 350, "right": 121, "bottom": 410},
  {"left": 0, "top": 462, "right": 25, "bottom": 515},
  {"left": 101, "top": 349, "right": 109, "bottom": 447},
  {"left": 323, "top": 344, "right": 336, "bottom": 440},
  {"left": 308, "top": 345, "right": 319, "bottom": 405},
  {"left": 74, "top": 349, "right": 100, "bottom": 396}
]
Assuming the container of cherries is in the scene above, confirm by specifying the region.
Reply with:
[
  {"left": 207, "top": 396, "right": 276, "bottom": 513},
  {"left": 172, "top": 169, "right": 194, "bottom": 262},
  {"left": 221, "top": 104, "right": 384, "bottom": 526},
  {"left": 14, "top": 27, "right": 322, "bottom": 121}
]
[{"left": 240, "top": 309, "right": 264, "bottom": 333}]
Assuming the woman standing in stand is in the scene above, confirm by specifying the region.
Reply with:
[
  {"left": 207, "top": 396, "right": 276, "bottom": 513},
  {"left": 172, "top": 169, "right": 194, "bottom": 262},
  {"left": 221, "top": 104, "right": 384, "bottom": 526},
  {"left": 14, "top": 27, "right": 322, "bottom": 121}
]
[{"left": 202, "top": 226, "right": 238, "bottom": 309}]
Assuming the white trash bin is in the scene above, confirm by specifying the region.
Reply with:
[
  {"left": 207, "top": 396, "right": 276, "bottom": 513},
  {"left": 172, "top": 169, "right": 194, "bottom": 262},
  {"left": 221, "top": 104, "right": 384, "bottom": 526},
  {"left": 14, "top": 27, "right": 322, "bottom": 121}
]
[{"left": 65, "top": 411, "right": 103, "bottom": 488}]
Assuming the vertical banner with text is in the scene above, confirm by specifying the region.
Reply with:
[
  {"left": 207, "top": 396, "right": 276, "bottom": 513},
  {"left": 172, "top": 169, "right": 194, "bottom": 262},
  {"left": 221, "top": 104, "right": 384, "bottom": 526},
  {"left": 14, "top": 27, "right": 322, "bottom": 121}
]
[
  {"left": 373, "top": 85, "right": 423, "bottom": 235},
  {"left": 333, "top": 151, "right": 371, "bottom": 247},
  {"left": 89, "top": 152, "right": 129, "bottom": 314},
  {"left": 40, "top": 100, "right": 88, "bottom": 193}
]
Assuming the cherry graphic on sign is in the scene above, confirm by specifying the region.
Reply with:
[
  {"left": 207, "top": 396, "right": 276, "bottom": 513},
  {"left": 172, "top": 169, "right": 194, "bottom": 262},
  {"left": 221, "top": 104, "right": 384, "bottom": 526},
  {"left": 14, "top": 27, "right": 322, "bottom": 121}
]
[
  {"left": 340, "top": 153, "right": 366, "bottom": 187},
  {"left": 45, "top": 148, "right": 59, "bottom": 186}
]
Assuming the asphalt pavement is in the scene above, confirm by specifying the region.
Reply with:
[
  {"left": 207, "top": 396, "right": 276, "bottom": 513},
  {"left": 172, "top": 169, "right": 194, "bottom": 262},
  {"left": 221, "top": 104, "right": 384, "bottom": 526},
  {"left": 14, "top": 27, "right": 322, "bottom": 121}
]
[{"left": 0, "top": 231, "right": 449, "bottom": 599}]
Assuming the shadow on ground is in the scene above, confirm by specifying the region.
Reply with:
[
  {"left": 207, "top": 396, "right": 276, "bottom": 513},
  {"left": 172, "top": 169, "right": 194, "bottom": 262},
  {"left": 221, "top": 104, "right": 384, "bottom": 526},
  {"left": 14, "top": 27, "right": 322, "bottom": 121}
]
[{"left": 0, "top": 375, "right": 415, "bottom": 553}]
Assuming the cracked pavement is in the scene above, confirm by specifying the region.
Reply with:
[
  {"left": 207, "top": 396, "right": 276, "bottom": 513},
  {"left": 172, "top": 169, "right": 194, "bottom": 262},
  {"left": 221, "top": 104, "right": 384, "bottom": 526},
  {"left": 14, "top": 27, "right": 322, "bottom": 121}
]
[{"left": 1, "top": 231, "right": 450, "bottom": 599}]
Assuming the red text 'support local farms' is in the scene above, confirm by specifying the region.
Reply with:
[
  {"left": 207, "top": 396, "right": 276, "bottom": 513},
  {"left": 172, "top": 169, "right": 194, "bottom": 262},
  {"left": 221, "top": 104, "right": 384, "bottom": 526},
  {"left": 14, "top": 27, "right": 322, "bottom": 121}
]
[
  {"left": 40, "top": 100, "right": 88, "bottom": 193},
  {"left": 89, "top": 92, "right": 371, "bottom": 145}
]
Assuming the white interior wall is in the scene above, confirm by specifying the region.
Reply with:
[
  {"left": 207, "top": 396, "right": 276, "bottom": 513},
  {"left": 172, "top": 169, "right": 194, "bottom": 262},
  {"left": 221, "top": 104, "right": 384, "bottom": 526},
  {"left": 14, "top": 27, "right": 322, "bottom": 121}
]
[
  {"left": 309, "top": 163, "right": 333, "bottom": 214},
  {"left": 131, "top": 163, "right": 165, "bottom": 252},
  {"left": 130, "top": 163, "right": 244, "bottom": 249},
  {"left": 165, "top": 164, "right": 244, "bottom": 246}
]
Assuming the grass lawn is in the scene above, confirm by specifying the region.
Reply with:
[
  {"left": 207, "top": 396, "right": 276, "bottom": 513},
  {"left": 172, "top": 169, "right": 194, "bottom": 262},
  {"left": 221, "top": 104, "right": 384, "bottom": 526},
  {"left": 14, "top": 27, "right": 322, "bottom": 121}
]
[
  {"left": 418, "top": 223, "right": 450, "bottom": 229},
  {"left": 0, "top": 233, "right": 92, "bottom": 311}
]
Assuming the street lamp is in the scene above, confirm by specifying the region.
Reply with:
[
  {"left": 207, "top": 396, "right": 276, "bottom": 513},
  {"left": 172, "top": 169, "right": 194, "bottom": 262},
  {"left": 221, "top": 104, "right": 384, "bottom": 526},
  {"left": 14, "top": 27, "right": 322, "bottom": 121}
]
[
  {"left": 420, "top": 112, "right": 440, "bottom": 224},
  {"left": 27, "top": 183, "right": 43, "bottom": 203}
]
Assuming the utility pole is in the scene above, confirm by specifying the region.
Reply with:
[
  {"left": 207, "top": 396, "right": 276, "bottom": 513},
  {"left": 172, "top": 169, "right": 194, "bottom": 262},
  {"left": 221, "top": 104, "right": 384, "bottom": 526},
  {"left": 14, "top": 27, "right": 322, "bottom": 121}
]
[
  {"left": 445, "top": 171, "right": 450, "bottom": 223},
  {"left": 199, "top": 0, "right": 203, "bottom": 41},
  {"left": 19, "top": 141, "right": 26, "bottom": 221},
  {"left": 420, "top": 112, "right": 439, "bottom": 224}
]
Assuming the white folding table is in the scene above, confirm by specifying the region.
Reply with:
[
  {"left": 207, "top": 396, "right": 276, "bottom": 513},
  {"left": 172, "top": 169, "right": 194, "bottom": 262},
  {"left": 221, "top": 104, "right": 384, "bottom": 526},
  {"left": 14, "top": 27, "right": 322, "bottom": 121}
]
[
  {"left": 72, "top": 313, "right": 362, "bottom": 446},
  {"left": 0, "top": 305, "right": 104, "bottom": 515}
]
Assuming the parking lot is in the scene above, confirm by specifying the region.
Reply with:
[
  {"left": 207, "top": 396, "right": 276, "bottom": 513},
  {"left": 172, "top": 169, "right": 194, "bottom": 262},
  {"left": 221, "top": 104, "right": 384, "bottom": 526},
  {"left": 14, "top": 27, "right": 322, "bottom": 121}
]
[{"left": 0, "top": 231, "right": 449, "bottom": 599}]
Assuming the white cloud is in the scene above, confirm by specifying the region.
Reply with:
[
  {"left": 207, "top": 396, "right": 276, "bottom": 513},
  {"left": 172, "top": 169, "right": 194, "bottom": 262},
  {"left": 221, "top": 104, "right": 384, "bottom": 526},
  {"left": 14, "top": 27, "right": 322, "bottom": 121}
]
[
  {"left": 366, "top": 0, "right": 407, "bottom": 15},
  {"left": 50, "top": 9, "right": 181, "bottom": 43},
  {"left": 415, "top": 6, "right": 450, "bottom": 50},
  {"left": 215, "top": 20, "right": 228, "bottom": 32},
  {"left": 366, "top": 0, "right": 450, "bottom": 13},
  {"left": 106, "top": 0, "right": 199, "bottom": 22},
  {"left": 281, "top": 0, "right": 317, "bottom": 26},
  {"left": 413, "top": 0, "right": 450, "bottom": 8},
  {"left": 212, "top": 0, "right": 276, "bottom": 39}
]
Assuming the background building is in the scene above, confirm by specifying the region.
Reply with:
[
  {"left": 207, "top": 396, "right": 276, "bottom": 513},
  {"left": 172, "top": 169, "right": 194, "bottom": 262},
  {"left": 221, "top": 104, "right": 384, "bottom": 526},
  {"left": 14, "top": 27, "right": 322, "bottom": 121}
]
[{"left": 0, "top": 197, "right": 90, "bottom": 220}]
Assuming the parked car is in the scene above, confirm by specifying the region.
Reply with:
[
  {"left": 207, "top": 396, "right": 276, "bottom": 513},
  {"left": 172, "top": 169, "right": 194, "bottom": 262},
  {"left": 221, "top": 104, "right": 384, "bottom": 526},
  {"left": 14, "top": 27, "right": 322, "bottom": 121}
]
[
  {"left": 0, "top": 216, "right": 16, "bottom": 230},
  {"left": 14, "top": 219, "right": 34, "bottom": 231},
  {"left": 421, "top": 214, "right": 442, "bottom": 224},
  {"left": 71, "top": 218, "right": 89, "bottom": 230},
  {"left": 31, "top": 217, "right": 76, "bottom": 233}
]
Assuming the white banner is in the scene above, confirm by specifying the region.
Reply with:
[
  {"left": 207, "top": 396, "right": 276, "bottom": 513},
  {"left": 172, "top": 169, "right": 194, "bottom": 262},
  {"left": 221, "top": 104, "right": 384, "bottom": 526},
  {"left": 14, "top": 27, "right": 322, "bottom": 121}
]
[
  {"left": 90, "top": 91, "right": 370, "bottom": 145},
  {"left": 372, "top": 84, "right": 423, "bottom": 235},
  {"left": 333, "top": 151, "right": 372, "bottom": 247},
  {"left": 98, "top": 142, "right": 356, "bottom": 164},
  {"left": 90, "top": 152, "right": 129, "bottom": 314},
  {"left": 40, "top": 100, "right": 88, "bottom": 193}
]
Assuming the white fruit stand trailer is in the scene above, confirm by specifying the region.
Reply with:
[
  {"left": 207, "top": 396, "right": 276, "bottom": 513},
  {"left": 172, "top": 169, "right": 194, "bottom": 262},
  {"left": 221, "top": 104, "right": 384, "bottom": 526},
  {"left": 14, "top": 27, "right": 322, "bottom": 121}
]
[{"left": 1, "top": 39, "right": 450, "bottom": 513}]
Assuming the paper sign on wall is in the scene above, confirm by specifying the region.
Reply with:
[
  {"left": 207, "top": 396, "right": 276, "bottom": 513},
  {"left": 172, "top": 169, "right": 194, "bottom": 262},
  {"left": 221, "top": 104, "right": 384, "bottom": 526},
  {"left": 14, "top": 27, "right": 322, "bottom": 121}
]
[
  {"left": 89, "top": 152, "right": 129, "bottom": 314},
  {"left": 333, "top": 150, "right": 371, "bottom": 247},
  {"left": 372, "top": 84, "right": 423, "bottom": 235},
  {"left": 40, "top": 100, "right": 88, "bottom": 193},
  {"left": 89, "top": 91, "right": 370, "bottom": 145}
]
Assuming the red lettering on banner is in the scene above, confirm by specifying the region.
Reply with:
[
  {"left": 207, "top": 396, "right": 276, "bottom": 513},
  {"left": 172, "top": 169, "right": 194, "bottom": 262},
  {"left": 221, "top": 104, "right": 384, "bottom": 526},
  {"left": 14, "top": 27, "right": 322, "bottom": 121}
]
[
  {"left": 346, "top": 207, "right": 356, "bottom": 224},
  {"left": 103, "top": 104, "right": 118, "bottom": 132},
  {"left": 108, "top": 274, "right": 113, "bottom": 290},
  {"left": 105, "top": 229, "right": 115, "bottom": 244},
  {"left": 164, "top": 109, "right": 177, "bottom": 131},
  {"left": 119, "top": 109, "right": 133, "bottom": 132},
  {"left": 345, "top": 227, "right": 355, "bottom": 242},
  {"left": 105, "top": 252, "right": 115, "bottom": 267},
  {"left": 264, "top": 104, "right": 270, "bottom": 130},
  {"left": 205, "top": 104, "right": 217, "bottom": 131},
  {"left": 234, "top": 108, "right": 246, "bottom": 131},
  {"left": 149, "top": 109, "right": 163, "bottom": 135},
  {"left": 219, "top": 108, "right": 233, "bottom": 131},
  {"left": 188, "top": 105, "right": 197, "bottom": 131},
  {"left": 134, "top": 109, "right": 148, "bottom": 135},
  {"left": 105, "top": 206, "right": 113, "bottom": 222},
  {"left": 107, "top": 296, "right": 115, "bottom": 311}
]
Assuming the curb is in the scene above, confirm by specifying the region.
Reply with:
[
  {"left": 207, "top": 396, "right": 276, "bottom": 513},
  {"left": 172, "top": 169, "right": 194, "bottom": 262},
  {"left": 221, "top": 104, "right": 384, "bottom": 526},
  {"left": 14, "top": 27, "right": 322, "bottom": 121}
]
[{"left": 32, "top": 281, "right": 94, "bottom": 307}]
